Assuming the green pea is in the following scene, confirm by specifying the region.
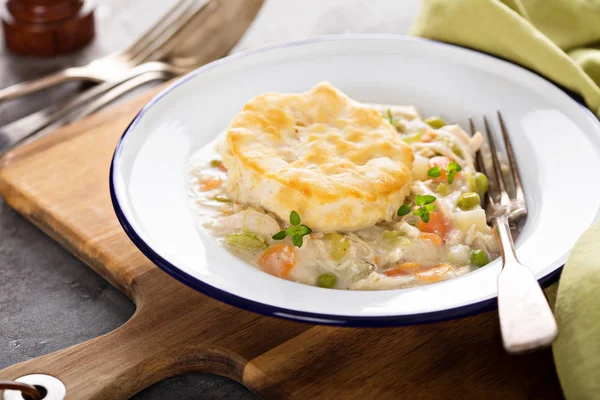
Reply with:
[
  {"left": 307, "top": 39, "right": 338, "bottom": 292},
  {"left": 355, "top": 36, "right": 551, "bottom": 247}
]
[
  {"left": 435, "top": 183, "right": 449, "bottom": 196},
  {"left": 457, "top": 192, "right": 481, "bottom": 211},
  {"left": 226, "top": 232, "right": 267, "bottom": 251},
  {"left": 425, "top": 116, "right": 446, "bottom": 129},
  {"left": 475, "top": 172, "right": 489, "bottom": 195},
  {"left": 470, "top": 249, "right": 489, "bottom": 267},
  {"left": 317, "top": 273, "right": 337, "bottom": 288}
]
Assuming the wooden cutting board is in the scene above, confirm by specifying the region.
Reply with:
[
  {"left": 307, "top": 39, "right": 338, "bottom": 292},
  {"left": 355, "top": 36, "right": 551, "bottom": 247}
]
[{"left": 0, "top": 86, "right": 563, "bottom": 399}]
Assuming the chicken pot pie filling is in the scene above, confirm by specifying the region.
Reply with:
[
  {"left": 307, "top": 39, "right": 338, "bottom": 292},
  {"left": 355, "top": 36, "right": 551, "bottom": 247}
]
[{"left": 188, "top": 83, "right": 499, "bottom": 290}]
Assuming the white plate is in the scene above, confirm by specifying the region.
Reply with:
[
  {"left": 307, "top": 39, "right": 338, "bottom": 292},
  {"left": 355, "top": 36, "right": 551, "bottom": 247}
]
[{"left": 111, "top": 35, "right": 600, "bottom": 326}]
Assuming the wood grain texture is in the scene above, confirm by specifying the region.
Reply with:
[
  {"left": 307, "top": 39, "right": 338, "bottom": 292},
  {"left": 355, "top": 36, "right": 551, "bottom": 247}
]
[{"left": 0, "top": 89, "right": 563, "bottom": 399}]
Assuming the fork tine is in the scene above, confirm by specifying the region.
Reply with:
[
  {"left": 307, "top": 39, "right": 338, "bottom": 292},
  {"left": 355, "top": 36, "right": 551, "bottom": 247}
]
[
  {"left": 483, "top": 116, "right": 511, "bottom": 205},
  {"left": 470, "top": 118, "right": 490, "bottom": 207},
  {"left": 497, "top": 111, "right": 525, "bottom": 204},
  {"left": 468, "top": 118, "right": 476, "bottom": 137},
  {"left": 145, "top": 0, "right": 219, "bottom": 63},
  {"left": 130, "top": 0, "right": 216, "bottom": 65},
  {"left": 469, "top": 118, "right": 496, "bottom": 204},
  {"left": 124, "top": 0, "right": 196, "bottom": 59}
]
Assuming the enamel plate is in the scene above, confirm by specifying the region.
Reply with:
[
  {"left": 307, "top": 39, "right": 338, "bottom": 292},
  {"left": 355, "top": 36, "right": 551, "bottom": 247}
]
[{"left": 111, "top": 35, "right": 600, "bottom": 326}]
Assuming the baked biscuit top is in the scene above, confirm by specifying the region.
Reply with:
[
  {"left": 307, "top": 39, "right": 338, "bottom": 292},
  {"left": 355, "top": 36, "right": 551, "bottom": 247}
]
[{"left": 221, "top": 82, "right": 414, "bottom": 231}]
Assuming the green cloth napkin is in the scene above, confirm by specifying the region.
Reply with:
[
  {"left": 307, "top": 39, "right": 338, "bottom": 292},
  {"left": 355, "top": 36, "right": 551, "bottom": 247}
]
[
  {"left": 410, "top": 0, "right": 600, "bottom": 117},
  {"left": 411, "top": 1, "right": 600, "bottom": 398}
]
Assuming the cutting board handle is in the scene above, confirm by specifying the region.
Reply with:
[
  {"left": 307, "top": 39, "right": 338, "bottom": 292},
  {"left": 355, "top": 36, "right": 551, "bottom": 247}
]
[{"left": 0, "top": 271, "right": 248, "bottom": 399}]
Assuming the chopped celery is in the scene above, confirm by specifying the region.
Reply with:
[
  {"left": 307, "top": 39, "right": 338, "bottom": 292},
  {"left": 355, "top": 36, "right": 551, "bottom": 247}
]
[
  {"left": 213, "top": 195, "right": 231, "bottom": 203},
  {"left": 425, "top": 116, "right": 446, "bottom": 129},
  {"left": 226, "top": 232, "right": 267, "bottom": 251},
  {"left": 400, "top": 131, "right": 422, "bottom": 143},
  {"left": 435, "top": 183, "right": 450, "bottom": 196},
  {"left": 448, "top": 244, "right": 471, "bottom": 265},
  {"left": 452, "top": 146, "right": 463, "bottom": 158},
  {"left": 382, "top": 230, "right": 403, "bottom": 240},
  {"left": 323, "top": 233, "right": 350, "bottom": 261},
  {"left": 382, "top": 231, "right": 412, "bottom": 246}
]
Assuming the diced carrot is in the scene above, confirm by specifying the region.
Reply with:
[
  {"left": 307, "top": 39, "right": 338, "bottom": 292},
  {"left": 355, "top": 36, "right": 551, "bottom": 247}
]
[
  {"left": 200, "top": 176, "right": 223, "bottom": 191},
  {"left": 258, "top": 244, "right": 297, "bottom": 278},
  {"left": 421, "top": 131, "right": 437, "bottom": 143},
  {"left": 417, "top": 211, "right": 449, "bottom": 239},
  {"left": 420, "top": 232, "right": 443, "bottom": 246},
  {"left": 428, "top": 156, "right": 460, "bottom": 183},
  {"left": 417, "top": 263, "right": 452, "bottom": 283},
  {"left": 384, "top": 262, "right": 422, "bottom": 277},
  {"left": 218, "top": 164, "right": 228, "bottom": 172}
]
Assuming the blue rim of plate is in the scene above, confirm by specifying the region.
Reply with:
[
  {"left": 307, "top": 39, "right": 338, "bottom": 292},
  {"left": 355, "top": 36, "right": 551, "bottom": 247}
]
[{"left": 110, "top": 34, "right": 596, "bottom": 327}]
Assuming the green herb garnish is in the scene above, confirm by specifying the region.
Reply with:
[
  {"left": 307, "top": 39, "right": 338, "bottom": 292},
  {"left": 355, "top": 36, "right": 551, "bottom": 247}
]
[
  {"left": 386, "top": 109, "right": 395, "bottom": 125},
  {"left": 413, "top": 194, "right": 436, "bottom": 223},
  {"left": 210, "top": 159, "right": 222, "bottom": 168},
  {"left": 383, "top": 109, "right": 406, "bottom": 132},
  {"left": 447, "top": 160, "right": 462, "bottom": 184},
  {"left": 397, "top": 204, "right": 411, "bottom": 217},
  {"left": 428, "top": 166, "right": 442, "bottom": 178},
  {"left": 290, "top": 210, "right": 301, "bottom": 225},
  {"left": 272, "top": 231, "right": 286, "bottom": 240},
  {"left": 272, "top": 211, "right": 312, "bottom": 248}
]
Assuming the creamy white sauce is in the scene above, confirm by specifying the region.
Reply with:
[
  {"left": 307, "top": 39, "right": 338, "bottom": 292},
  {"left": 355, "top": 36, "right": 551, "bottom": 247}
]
[{"left": 187, "top": 105, "right": 499, "bottom": 290}]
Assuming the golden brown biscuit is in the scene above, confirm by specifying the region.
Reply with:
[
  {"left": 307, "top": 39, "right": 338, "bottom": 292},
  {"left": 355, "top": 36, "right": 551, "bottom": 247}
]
[{"left": 221, "top": 82, "right": 413, "bottom": 232}]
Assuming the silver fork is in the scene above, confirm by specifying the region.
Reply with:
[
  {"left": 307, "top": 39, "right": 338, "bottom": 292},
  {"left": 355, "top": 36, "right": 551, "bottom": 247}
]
[
  {"left": 469, "top": 112, "right": 558, "bottom": 354},
  {"left": 0, "top": 69, "right": 174, "bottom": 156},
  {"left": 0, "top": 0, "right": 221, "bottom": 154},
  {"left": 0, "top": 0, "right": 209, "bottom": 102}
]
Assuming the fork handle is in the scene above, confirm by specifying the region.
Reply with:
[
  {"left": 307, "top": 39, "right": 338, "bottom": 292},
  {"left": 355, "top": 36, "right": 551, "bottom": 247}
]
[
  {"left": 495, "top": 216, "right": 558, "bottom": 353},
  {"left": 0, "top": 63, "right": 176, "bottom": 156},
  {"left": 0, "top": 67, "right": 100, "bottom": 102}
]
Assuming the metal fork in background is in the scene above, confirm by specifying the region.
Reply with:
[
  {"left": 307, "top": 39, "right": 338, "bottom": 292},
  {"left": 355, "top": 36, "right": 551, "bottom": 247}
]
[
  {"left": 469, "top": 112, "right": 558, "bottom": 354},
  {"left": 0, "top": 0, "right": 222, "bottom": 155},
  {"left": 0, "top": 62, "right": 188, "bottom": 155},
  {"left": 0, "top": 0, "right": 264, "bottom": 156},
  {"left": 2, "top": 70, "right": 173, "bottom": 157},
  {"left": 0, "top": 0, "right": 211, "bottom": 102}
]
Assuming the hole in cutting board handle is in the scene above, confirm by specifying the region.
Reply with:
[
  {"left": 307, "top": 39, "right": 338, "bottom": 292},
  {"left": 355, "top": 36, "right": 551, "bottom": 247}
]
[{"left": 21, "top": 385, "right": 47, "bottom": 400}]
